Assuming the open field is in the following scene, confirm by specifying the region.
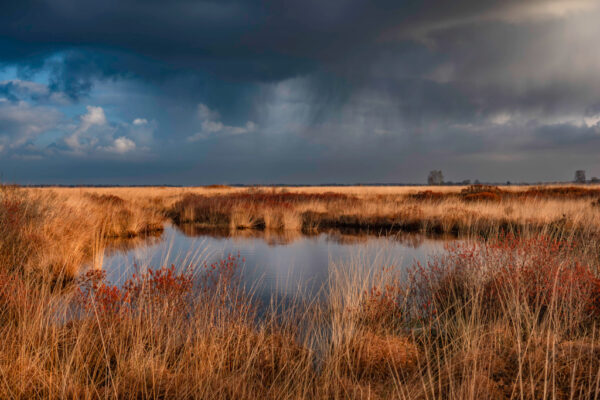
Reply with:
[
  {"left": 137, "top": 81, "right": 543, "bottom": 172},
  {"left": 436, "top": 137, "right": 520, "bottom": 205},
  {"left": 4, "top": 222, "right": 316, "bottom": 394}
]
[{"left": 2, "top": 184, "right": 600, "bottom": 399}]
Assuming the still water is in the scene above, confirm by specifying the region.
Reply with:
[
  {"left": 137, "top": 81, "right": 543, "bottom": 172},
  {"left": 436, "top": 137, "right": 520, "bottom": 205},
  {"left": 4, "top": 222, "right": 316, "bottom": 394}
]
[{"left": 99, "top": 224, "right": 452, "bottom": 303}]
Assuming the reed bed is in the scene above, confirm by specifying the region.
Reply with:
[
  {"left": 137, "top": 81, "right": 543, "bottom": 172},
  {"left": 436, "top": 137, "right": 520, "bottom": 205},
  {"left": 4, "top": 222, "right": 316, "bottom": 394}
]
[
  {"left": 2, "top": 184, "right": 600, "bottom": 398},
  {"left": 157, "top": 185, "right": 600, "bottom": 240}
]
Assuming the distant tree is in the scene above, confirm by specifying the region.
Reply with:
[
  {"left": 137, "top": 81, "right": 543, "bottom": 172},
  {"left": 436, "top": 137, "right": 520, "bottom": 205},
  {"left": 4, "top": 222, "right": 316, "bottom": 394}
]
[
  {"left": 427, "top": 170, "right": 444, "bottom": 185},
  {"left": 461, "top": 179, "right": 471, "bottom": 185},
  {"left": 575, "top": 170, "right": 586, "bottom": 183},
  {"left": 474, "top": 179, "right": 481, "bottom": 185},
  {"left": 591, "top": 177, "right": 600, "bottom": 184}
]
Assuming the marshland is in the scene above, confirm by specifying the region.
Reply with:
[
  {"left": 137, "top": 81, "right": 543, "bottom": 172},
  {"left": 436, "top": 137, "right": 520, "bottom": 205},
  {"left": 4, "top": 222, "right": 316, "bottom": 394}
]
[{"left": 2, "top": 183, "right": 600, "bottom": 399}]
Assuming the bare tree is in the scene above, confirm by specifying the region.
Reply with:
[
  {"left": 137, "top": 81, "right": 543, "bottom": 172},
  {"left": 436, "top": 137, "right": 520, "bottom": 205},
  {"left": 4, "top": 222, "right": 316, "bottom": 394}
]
[
  {"left": 575, "top": 170, "right": 586, "bottom": 183},
  {"left": 428, "top": 170, "right": 444, "bottom": 185}
]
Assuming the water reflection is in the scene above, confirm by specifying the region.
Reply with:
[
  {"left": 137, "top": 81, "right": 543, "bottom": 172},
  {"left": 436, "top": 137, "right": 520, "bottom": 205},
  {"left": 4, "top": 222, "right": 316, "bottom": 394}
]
[{"left": 99, "top": 223, "right": 454, "bottom": 303}]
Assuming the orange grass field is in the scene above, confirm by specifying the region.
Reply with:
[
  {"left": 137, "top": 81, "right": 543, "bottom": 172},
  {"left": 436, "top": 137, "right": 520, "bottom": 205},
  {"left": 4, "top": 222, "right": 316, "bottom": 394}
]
[{"left": 2, "top": 184, "right": 600, "bottom": 399}]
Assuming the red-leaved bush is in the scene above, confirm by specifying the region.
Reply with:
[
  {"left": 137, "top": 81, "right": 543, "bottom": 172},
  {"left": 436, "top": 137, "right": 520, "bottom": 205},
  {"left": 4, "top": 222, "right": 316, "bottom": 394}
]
[
  {"left": 76, "top": 254, "right": 243, "bottom": 318},
  {"left": 361, "top": 235, "right": 600, "bottom": 332},
  {"left": 411, "top": 235, "right": 600, "bottom": 326}
]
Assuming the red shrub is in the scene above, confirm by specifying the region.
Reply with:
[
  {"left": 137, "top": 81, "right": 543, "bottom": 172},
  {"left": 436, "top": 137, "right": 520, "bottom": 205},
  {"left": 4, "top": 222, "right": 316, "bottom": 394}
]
[
  {"left": 409, "top": 235, "right": 600, "bottom": 326},
  {"left": 481, "top": 236, "right": 600, "bottom": 320},
  {"left": 76, "top": 265, "right": 194, "bottom": 316},
  {"left": 200, "top": 253, "right": 243, "bottom": 292},
  {"left": 124, "top": 265, "right": 193, "bottom": 298},
  {"left": 76, "top": 254, "right": 243, "bottom": 318},
  {"left": 76, "top": 270, "right": 126, "bottom": 315}
]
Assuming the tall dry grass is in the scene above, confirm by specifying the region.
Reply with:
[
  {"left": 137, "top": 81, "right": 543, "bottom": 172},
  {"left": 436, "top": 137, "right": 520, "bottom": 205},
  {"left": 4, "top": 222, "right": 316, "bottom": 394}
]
[
  {"left": 0, "top": 186, "right": 165, "bottom": 279},
  {"left": 2, "top": 184, "right": 600, "bottom": 398},
  {"left": 156, "top": 184, "right": 600, "bottom": 240},
  {"left": 26, "top": 184, "right": 600, "bottom": 240}
]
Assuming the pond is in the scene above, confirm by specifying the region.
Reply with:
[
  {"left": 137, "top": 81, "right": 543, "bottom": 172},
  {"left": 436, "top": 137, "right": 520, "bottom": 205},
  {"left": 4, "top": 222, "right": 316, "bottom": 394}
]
[{"left": 98, "top": 224, "right": 454, "bottom": 304}]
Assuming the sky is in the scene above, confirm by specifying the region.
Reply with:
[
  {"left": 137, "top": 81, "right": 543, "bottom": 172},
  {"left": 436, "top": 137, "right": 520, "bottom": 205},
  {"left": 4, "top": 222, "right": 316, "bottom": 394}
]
[{"left": 0, "top": 0, "right": 599, "bottom": 185}]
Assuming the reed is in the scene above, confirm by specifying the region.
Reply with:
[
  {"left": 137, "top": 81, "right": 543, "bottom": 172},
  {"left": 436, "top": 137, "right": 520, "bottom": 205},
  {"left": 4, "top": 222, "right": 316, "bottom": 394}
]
[
  {"left": 1, "top": 184, "right": 600, "bottom": 398},
  {"left": 158, "top": 185, "right": 600, "bottom": 240}
]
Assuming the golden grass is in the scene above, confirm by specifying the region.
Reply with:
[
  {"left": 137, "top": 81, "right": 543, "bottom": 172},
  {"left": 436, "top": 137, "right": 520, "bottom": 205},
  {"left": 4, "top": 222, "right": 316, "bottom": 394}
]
[
  {"left": 10, "top": 183, "right": 600, "bottom": 276},
  {"left": 56, "top": 184, "right": 596, "bottom": 238},
  {"left": 2, "top": 184, "right": 600, "bottom": 398}
]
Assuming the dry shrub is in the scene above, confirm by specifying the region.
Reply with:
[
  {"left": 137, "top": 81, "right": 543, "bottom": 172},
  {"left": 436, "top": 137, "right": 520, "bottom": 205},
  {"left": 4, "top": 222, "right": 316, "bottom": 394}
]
[
  {"left": 461, "top": 184, "right": 503, "bottom": 195},
  {"left": 411, "top": 190, "right": 445, "bottom": 201},
  {"left": 460, "top": 185, "right": 503, "bottom": 202},
  {"left": 463, "top": 191, "right": 501, "bottom": 202},
  {"left": 85, "top": 192, "right": 126, "bottom": 205},
  {"left": 346, "top": 331, "right": 419, "bottom": 381},
  {"left": 356, "top": 282, "right": 407, "bottom": 334}
]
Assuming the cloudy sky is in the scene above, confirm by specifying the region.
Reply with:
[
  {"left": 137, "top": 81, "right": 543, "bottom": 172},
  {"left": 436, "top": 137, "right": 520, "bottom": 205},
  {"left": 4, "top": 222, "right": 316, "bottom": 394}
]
[{"left": 1, "top": 0, "right": 599, "bottom": 184}]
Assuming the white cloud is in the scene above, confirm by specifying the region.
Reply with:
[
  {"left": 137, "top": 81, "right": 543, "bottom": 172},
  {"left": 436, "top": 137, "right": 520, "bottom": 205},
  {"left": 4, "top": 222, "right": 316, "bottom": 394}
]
[
  {"left": 0, "top": 85, "right": 153, "bottom": 158},
  {"left": 0, "top": 100, "right": 61, "bottom": 152},
  {"left": 81, "top": 105, "right": 107, "bottom": 126},
  {"left": 188, "top": 103, "right": 257, "bottom": 141},
  {"left": 101, "top": 136, "right": 136, "bottom": 154},
  {"left": 64, "top": 105, "right": 109, "bottom": 152},
  {"left": 197, "top": 103, "right": 220, "bottom": 121},
  {"left": 133, "top": 118, "right": 148, "bottom": 125},
  {"left": 490, "top": 112, "right": 512, "bottom": 125},
  {"left": 61, "top": 106, "right": 144, "bottom": 156},
  {"left": 584, "top": 114, "right": 600, "bottom": 128}
]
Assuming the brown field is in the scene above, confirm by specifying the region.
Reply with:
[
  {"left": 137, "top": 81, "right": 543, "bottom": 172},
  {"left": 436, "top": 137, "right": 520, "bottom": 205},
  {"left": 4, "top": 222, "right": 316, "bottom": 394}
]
[{"left": 2, "top": 184, "right": 600, "bottom": 399}]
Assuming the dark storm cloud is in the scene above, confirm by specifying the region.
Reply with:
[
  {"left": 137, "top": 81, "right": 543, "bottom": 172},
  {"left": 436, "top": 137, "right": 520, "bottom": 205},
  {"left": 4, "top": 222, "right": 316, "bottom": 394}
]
[
  {"left": 0, "top": 0, "right": 599, "bottom": 183},
  {"left": 0, "top": 0, "right": 558, "bottom": 82}
]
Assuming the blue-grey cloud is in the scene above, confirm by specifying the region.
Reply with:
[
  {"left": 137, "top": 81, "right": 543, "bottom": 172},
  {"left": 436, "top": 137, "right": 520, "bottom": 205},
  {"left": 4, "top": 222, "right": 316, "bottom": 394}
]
[{"left": 1, "top": 0, "right": 599, "bottom": 183}]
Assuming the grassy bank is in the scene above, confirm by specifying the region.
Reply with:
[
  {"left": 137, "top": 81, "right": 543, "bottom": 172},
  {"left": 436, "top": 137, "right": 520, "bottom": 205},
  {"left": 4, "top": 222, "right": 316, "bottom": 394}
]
[
  {"left": 27, "top": 184, "right": 600, "bottom": 240},
  {"left": 2, "top": 184, "right": 600, "bottom": 398},
  {"left": 166, "top": 185, "right": 600, "bottom": 240},
  {"left": 1, "top": 186, "right": 164, "bottom": 279}
]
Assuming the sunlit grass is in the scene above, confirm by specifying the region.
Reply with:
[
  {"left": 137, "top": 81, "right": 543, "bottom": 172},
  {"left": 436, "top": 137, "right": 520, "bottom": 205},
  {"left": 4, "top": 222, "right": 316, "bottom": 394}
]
[{"left": 2, "top": 184, "right": 600, "bottom": 398}]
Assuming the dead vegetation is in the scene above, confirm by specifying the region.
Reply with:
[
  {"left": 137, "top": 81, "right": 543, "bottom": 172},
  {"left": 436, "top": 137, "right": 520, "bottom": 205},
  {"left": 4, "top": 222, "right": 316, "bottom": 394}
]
[{"left": 2, "top": 184, "right": 600, "bottom": 398}]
